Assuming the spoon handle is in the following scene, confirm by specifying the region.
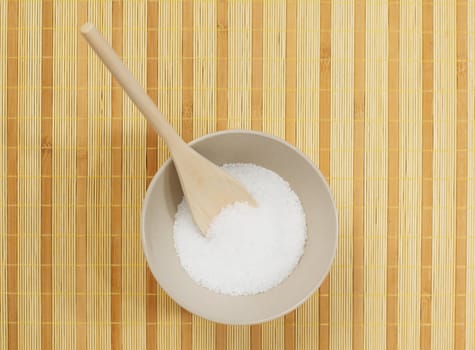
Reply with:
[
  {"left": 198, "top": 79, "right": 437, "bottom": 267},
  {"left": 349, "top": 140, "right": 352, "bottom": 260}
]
[{"left": 81, "top": 23, "right": 182, "bottom": 148}]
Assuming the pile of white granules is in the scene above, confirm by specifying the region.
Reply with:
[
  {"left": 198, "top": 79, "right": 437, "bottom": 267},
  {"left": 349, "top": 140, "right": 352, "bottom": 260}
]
[{"left": 173, "top": 163, "right": 307, "bottom": 296}]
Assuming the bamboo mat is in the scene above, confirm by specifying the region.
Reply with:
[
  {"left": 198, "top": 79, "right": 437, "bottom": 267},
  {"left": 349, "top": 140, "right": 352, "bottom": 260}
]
[{"left": 0, "top": 0, "right": 474, "bottom": 349}]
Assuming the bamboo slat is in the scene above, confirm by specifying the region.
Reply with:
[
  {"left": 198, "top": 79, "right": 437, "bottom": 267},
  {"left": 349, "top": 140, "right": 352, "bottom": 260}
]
[
  {"left": 86, "top": 2, "right": 112, "bottom": 349},
  {"left": 431, "top": 2, "right": 457, "bottom": 349},
  {"left": 364, "top": 1, "right": 388, "bottom": 349},
  {"left": 228, "top": 0, "right": 251, "bottom": 130},
  {"left": 17, "top": 2, "right": 42, "bottom": 348},
  {"left": 0, "top": 1, "right": 8, "bottom": 348},
  {"left": 330, "top": 0, "right": 354, "bottom": 348},
  {"left": 466, "top": 1, "right": 475, "bottom": 348},
  {"left": 398, "top": 1, "right": 422, "bottom": 349},
  {"left": 52, "top": 1, "right": 77, "bottom": 348}
]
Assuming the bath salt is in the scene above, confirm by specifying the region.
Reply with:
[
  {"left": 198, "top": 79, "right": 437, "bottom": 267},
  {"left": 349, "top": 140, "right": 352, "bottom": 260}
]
[{"left": 173, "top": 163, "right": 307, "bottom": 296}]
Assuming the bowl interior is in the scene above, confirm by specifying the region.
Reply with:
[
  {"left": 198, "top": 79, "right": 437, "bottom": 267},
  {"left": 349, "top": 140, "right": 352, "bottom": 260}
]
[{"left": 141, "top": 131, "right": 338, "bottom": 325}]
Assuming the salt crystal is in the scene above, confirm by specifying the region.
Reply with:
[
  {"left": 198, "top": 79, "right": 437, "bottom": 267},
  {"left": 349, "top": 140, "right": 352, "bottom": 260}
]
[{"left": 173, "top": 163, "right": 307, "bottom": 296}]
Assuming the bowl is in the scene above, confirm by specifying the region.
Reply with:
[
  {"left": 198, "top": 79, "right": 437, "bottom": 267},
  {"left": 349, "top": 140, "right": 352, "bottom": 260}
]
[{"left": 141, "top": 130, "right": 338, "bottom": 325}]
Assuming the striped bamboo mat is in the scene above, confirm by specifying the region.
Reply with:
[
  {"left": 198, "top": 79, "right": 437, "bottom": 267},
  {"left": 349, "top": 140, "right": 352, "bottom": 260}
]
[{"left": 1, "top": 0, "right": 474, "bottom": 349}]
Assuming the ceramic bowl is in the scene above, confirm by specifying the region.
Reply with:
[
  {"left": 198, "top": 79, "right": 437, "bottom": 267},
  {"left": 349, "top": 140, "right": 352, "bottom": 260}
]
[{"left": 141, "top": 130, "right": 338, "bottom": 325}]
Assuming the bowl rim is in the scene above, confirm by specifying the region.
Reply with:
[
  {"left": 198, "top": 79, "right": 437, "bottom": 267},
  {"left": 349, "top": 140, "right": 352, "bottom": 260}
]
[{"left": 141, "top": 129, "right": 338, "bottom": 325}]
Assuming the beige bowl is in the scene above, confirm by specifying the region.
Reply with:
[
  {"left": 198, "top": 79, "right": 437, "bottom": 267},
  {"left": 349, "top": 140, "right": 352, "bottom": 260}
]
[{"left": 141, "top": 130, "right": 338, "bottom": 325}]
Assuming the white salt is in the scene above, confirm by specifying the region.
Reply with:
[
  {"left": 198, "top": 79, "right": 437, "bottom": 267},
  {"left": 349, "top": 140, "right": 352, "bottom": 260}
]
[{"left": 173, "top": 163, "right": 307, "bottom": 296}]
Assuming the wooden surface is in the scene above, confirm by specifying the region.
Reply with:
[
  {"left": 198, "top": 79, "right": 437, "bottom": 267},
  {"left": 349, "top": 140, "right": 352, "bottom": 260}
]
[{"left": 0, "top": 0, "right": 474, "bottom": 349}]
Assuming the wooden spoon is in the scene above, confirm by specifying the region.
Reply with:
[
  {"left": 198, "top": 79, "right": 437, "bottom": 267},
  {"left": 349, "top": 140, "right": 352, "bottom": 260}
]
[{"left": 81, "top": 23, "right": 256, "bottom": 235}]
